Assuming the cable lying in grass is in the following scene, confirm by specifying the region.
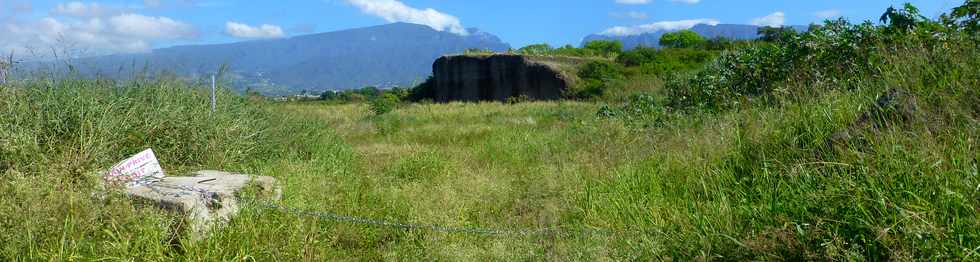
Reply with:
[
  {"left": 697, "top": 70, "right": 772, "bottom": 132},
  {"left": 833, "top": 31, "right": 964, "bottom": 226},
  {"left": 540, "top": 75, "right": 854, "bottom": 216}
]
[{"left": 245, "top": 198, "right": 613, "bottom": 237}]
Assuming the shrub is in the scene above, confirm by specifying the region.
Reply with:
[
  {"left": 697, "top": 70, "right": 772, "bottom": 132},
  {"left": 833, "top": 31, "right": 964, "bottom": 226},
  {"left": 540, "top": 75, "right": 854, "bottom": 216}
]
[
  {"left": 369, "top": 93, "right": 399, "bottom": 116},
  {"left": 578, "top": 60, "right": 625, "bottom": 80},
  {"left": 664, "top": 16, "right": 893, "bottom": 110},
  {"left": 583, "top": 40, "right": 623, "bottom": 58},
  {"left": 665, "top": 43, "right": 793, "bottom": 110},
  {"left": 517, "top": 44, "right": 554, "bottom": 56},
  {"left": 617, "top": 47, "right": 660, "bottom": 67},
  {"left": 758, "top": 26, "right": 799, "bottom": 43},
  {"left": 572, "top": 61, "right": 626, "bottom": 99}
]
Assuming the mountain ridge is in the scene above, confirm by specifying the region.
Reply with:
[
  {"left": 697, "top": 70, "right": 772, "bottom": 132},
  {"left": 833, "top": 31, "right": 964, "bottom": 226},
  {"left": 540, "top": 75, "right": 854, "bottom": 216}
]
[
  {"left": 583, "top": 24, "right": 810, "bottom": 50},
  {"left": 69, "top": 22, "right": 511, "bottom": 95}
]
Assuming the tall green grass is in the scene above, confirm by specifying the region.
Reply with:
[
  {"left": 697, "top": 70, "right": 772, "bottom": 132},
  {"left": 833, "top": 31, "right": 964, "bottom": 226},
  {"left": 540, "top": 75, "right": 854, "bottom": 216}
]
[
  {"left": 0, "top": 77, "right": 357, "bottom": 259},
  {"left": 0, "top": 7, "right": 977, "bottom": 259}
]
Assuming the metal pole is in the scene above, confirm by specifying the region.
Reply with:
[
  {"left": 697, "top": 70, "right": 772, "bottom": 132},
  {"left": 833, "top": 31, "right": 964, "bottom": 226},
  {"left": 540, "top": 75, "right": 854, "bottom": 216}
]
[
  {"left": 0, "top": 61, "right": 7, "bottom": 85},
  {"left": 210, "top": 74, "right": 216, "bottom": 113}
]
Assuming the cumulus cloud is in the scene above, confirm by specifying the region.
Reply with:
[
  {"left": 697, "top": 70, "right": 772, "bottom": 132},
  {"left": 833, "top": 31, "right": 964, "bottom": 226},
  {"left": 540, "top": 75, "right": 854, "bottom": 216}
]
[
  {"left": 751, "top": 11, "right": 786, "bottom": 27},
  {"left": 225, "top": 22, "right": 285, "bottom": 39},
  {"left": 813, "top": 9, "right": 841, "bottom": 19},
  {"left": 600, "top": 18, "right": 720, "bottom": 36},
  {"left": 0, "top": 2, "right": 197, "bottom": 58},
  {"left": 345, "top": 0, "right": 467, "bottom": 35}
]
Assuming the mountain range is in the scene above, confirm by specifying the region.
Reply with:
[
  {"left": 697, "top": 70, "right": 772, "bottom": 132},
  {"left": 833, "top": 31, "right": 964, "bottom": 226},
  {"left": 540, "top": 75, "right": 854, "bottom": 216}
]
[
  {"left": 39, "top": 22, "right": 811, "bottom": 95},
  {"left": 582, "top": 24, "right": 809, "bottom": 50},
  {"left": 66, "top": 23, "right": 510, "bottom": 95}
]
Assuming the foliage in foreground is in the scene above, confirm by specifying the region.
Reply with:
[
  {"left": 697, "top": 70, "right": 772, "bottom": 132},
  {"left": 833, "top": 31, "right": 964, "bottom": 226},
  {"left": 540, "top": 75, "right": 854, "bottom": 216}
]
[
  {"left": 0, "top": 42, "right": 977, "bottom": 260},
  {"left": 0, "top": 2, "right": 977, "bottom": 260},
  {"left": 666, "top": 3, "right": 978, "bottom": 111}
]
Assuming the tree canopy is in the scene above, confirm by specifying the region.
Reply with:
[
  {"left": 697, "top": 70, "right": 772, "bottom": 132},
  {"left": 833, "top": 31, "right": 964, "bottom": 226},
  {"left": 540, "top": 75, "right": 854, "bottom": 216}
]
[
  {"left": 583, "top": 40, "right": 623, "bottom": 57},
  {"left": 659, "top": 30, "right": 706, "bottom": 48},
  {"left": 517, "top": 44, "right": 554, "bottom": 55}
]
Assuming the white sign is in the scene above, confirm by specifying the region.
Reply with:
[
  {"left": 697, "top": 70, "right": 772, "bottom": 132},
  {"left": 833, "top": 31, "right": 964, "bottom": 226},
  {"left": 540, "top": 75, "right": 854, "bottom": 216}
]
[{"left": 104, "top": 149, "right": 166, "bottom": 187}]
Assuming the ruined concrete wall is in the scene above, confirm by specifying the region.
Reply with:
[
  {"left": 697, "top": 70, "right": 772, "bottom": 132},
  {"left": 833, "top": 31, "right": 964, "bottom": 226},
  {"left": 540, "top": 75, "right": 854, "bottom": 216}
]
[{"left": 432, "top": 54, "right": 569, "bottom": 102}]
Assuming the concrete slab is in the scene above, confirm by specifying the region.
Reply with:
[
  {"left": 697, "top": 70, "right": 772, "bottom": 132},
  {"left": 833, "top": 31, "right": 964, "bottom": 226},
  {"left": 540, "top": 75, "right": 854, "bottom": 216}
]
[{"left": 125, "top": 170, "right": 281, "bottom": 240}]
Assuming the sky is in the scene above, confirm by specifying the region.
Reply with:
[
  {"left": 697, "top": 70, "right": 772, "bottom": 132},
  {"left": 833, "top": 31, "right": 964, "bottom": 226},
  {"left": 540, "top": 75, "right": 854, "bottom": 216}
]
[{"left": 0, "top": 0, "right": 964, "bottom": 58}]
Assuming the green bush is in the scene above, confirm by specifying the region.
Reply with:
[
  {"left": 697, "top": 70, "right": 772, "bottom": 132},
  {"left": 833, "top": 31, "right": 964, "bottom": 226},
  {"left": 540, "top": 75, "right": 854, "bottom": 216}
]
[
  {"left": 663, "top": 1, "right": 980, "bottom": 114},
  {"left": 516, "top": 43, "right": 554, "bottom": 55},
  {"left": 583, "top": 40, "right": 623, "bottom": 58},
  {"left": 619, "top": 47, "right": 717, "bottom": 75},
  {"left": 666, "top": 10, "right": 946, "bottom": 111},
  {"left": 758, "top": 26, "right": 800, "bottom": 43},
  {"left": 369, "top": 93, "right": 399, "bottom": 116},
  {"left": 572, "top": 61, "right": 626, "bottom": 99},
  {"left": 659, "top": 30, "right": 707, "bottom": 48},
  {"left": 665, "top": 43, "right": 793, "bottom": 110}
]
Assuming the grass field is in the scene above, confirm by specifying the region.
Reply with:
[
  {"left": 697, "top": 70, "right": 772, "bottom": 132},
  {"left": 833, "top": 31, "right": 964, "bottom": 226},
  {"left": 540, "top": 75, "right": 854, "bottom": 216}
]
[
  {"left": 2, "top": 71, "right": 976, "bottom": 260},
  {"left": 2, "top": 15, "right": 978, "bottom": 260}
]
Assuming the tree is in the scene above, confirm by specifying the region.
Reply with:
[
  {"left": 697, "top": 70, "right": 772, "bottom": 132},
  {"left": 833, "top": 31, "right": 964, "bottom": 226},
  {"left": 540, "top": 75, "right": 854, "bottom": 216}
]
[
  {"left": 583, "top": 40, "right": 623, "bottom": 57},
  {"left": 517, "top": 44, "right": 554, "bottom": 55},
  {"left": 880, "top": 3, "right": 928, "bottom": 32},
  {"left": 758, "top": 26, "right": 799, "bottom": 43},
  {"left": 942, "top": 0, "right": 979, "bottom": 33},
  {"left": 617, "top": 47, "right": 660, "bottom": 66},
  {"left": 659, "top": 30, "right": 706, "bottom": 48}
]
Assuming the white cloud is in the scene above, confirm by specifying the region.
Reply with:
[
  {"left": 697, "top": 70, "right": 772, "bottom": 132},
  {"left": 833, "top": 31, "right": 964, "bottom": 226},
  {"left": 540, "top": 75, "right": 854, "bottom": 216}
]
[
  {"left": 109, "top": 14, "right": 196, "bottom": 39},
  {"left": 225, "top": 22, "right": 285, "bottom": 39},
  {"left": 345, "top": 0, "right": 467, "bottom": 35},
  {"left": 600, "top": 18, "right": 720, "bottom": 36},
  {"left": 671, "top": 0, "right": 701, "bottom": 4},
  {"left": 813, "top": 9, "right": 841, "bottom": 19},
  {"left": 751, "top": 11, "right": 786, "bottom": 27},
  {"left": 615, "top": 0, "right": 650, "bottom": 4},
  {"left": 0, "top": 3, "right": 197, "bottom": 58}
]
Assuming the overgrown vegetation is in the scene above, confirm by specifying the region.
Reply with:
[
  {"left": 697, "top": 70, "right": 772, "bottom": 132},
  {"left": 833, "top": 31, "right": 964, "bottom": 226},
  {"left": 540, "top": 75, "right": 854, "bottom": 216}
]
[{"left": 1, "top": 1, "right": 978, "bottom": 260}]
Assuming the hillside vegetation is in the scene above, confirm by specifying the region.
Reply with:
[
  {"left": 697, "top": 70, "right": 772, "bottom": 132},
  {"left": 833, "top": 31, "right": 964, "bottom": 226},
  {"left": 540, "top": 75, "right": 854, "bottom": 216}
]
[{"left": 1, "top": 2, "right": 978, "bottom": 260}]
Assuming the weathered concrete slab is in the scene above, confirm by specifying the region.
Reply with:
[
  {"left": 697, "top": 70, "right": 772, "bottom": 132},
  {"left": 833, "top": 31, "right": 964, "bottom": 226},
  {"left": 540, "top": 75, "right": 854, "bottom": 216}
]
[{"left": 126, "top": 170, "right": 281, "bottom": 239}]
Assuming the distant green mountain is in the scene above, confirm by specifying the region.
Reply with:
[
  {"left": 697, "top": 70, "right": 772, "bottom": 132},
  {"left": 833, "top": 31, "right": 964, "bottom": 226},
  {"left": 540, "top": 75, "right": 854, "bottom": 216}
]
[
  {"left": 68, "top": 23, "right": 511, "bottom": 95},
  {"left": 583, "top": 24, "right": 809, "bottom": 50}
]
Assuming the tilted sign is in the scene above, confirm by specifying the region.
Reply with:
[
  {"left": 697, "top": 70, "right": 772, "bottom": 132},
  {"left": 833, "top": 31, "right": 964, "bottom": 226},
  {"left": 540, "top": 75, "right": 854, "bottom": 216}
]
[{"left": 104, "top": 149, "right": 166, "bottom": 187}]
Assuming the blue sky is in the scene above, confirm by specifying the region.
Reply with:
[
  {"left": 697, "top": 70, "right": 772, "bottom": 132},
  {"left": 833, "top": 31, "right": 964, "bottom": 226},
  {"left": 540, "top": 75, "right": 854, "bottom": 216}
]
[{"left": 0, "top": 0, "right": 963, "bottom": 57}]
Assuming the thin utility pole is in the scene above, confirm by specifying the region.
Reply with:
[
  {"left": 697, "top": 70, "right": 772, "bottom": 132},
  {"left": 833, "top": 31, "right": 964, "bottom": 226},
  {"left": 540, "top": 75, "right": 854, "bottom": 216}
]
[
  {"left": 210, "top": 74, "right": 217, "bottom": 113},
  {"left": 0, "top": 54, "right": 9, "bottom": 85},
  {"left": 0, "top": 64, "right": 6, "bottom": 85}
]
